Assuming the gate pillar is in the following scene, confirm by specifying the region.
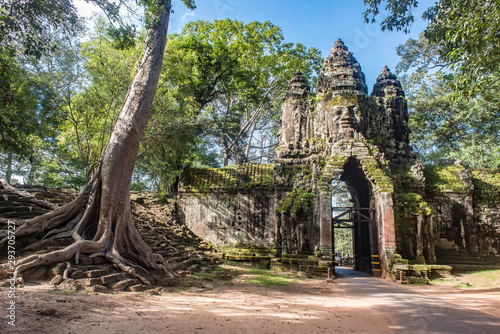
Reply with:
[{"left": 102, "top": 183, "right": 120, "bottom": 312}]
[{"left": 319, "top": 188, "right": 333, "bottom": 258}]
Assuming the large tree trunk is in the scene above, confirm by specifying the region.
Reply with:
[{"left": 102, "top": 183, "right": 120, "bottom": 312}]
[
  {"left": 5, "top": 151, "right": 13, "bottom": 184},
  {"left": 0, "top": 0, "right": 173, "bottom": 284}
]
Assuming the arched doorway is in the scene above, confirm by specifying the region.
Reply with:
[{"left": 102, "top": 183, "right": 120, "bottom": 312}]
[{"left": 331, "top": 157, "right": 381, "bottom": 276}]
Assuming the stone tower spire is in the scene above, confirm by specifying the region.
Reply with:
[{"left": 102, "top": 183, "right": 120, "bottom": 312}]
[
  {"left": 317, "top": 39, "right": 367, "bottom": 94},
  {"left": 366, "top": 66, "right": 411, "bottom": 162},
  {"left": 284, "top": 70, "right": 310, "bottom": 100},
  {"left": 314, "top": 39, "right": 369, "bottom": 143},
  {"left": 371, "top": 65, "right": 405, "bottom": 97}
]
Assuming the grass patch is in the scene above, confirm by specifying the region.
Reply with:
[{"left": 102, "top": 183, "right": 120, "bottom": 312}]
[
  {"left": 240, "top": 268, "right": 299, "bottom": 287},
  {"left": 184, "top": 260, "right": 306, "bottom": 289},
  {"left": 431, "top": 269, "right": 500, "bottom": 289}
]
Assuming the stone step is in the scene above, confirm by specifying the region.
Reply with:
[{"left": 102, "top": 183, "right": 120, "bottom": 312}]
[
  {"left": 88, "top": 285, "right": 108, "bottom": 293},
  {"left": 108, "top": 278, "right": 141, "bottom": 291},
  {"left": 154, "top": 251, "right": 172, "bottom": 257},
  {"left": 86, "top": 269, "right": 112, "bottom": 278},
  {"left": 128, "top": 284, "right": 147, "bottom": 292},
  {"left": 187, "top": 264, "right": 201, "bottom": 272},
  {"left": 0, "top": 204, "right": 26, "bottom": 211},
  {"left": 0, "top": 195, "right": 19, "bottom": 201},
  {"left": 0, "top": 198, "right": 23, "bottom": 207},
  {"left": 68, "top": 269, "right": 85, "bottom": 279},
  {"left": 170, "top": 255, "right": 189, "bottom": 263},
  {"left": 100, "top": 272, "right": 129, "bottom": 285}
]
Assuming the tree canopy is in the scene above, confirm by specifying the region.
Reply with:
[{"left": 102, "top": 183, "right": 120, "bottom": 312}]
[
  {"left": 137, "top": 19, "right": 322, "bottom": 193},
  {"left": 365, "top": 0, "right": 500, "bottom": 167},
  {"left": 0, "top": 3, "right": 322, "bottom": 192},
  {"left": 364, "top": 0, "right": 500, "bottom": 99}
]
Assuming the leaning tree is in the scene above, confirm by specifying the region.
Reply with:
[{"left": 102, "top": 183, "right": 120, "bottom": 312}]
[{"left": 0, "top": 0, "right": 195, "bottom": 284}]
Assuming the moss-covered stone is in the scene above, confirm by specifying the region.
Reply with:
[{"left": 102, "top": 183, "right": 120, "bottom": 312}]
[
  {"left": 276, "top": 187, "right": 314, "bottom": 213},
  {"left": 327, "top": 93, "right": 359, "bottom": 107},
  {"left": 424, "top": 164, "right": 466, "bottom": 194},
  {"left": 360, "top": 157, "right": 393, "bottom": 193},
  {"left": 395, "top": 193, "right": 432, "bottom": 216},
  {"left": 181, "top": 164, "right": 274, "bottom": 192},
  {"left": 472, "top": 169, "right": 500, "bottom": 205}
]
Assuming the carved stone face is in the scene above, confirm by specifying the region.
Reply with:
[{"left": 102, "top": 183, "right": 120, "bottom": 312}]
[
  {"left": 278, "top": 71, "right": 311, "bottom": 152},
  {"left": 320, "top": 104, "right": 362, "bottom": 141}
]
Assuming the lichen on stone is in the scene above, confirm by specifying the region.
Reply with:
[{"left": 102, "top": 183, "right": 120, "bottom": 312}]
[
  {"left": 360, "top": 157, "right": 394, "bottom": 193},
  {"left": 276, "top": 187, "right": 314, "bottom": 213}
]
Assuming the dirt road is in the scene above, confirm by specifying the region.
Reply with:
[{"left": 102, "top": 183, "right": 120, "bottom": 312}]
[
  {"left": 335, "top": 267, "right": 500, "bottom": 333},
  {"left": 3, "top": 268, "right": 500, "bottom": 334}
]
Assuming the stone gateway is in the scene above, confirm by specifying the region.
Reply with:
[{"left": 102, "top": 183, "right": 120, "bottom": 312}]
[{"left": 178, "top": 39, "right": 500, "bottom": 278}]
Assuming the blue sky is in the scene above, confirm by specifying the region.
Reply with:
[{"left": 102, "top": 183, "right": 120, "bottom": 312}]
[{"left": 76, "top": 0, "right": 435, "bottom": 91}]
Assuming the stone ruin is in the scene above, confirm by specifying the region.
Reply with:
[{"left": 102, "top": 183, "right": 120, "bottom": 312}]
[{"left": 178, "top": 39, "right": 500, "bottom": 279}]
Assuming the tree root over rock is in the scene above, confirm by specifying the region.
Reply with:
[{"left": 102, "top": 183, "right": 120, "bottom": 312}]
[{"left": 0, "top": 175, "right": 175, "bottom": 287}]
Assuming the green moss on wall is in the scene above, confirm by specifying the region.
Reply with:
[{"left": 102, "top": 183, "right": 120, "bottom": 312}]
[
  {"left": 360, "top": 157, "right": 394, "bottom": 193},
  {"left": 277, "top": 187, "right": 314, "bottom": 213},
  {"left": 309, "top": 137, "right": 327, "bottom": 151},
  {"left": 327, "top": 156, "right": 348, "bottom": 168},
  {"left": 390, "top": 164, "right": 418, "bottom": 192},
  {"left": 182, "top": 164, "right": 274, "bottom": 192},
  {"left": 395, "top": 193, "right": 432, "bottom": 216},
  {"left": 472, "top": 169, "right": 500, "bottom": 205},
  {"left": 424, "top": 164, "right": 466, "bottom": 194},
  {"left": 328, "top": 94, "right": 358, "bottom": 107}
]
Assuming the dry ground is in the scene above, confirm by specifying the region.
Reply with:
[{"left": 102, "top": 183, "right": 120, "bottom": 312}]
[
  {"left": 3, "top": 277, "right": 391, "bottom": 334},
  {"left": 2, "top": 264, "right": 500, "bottom": 334}
]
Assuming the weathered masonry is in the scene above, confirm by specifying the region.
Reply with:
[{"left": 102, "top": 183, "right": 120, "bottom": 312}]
[{"left": 178, "top": 39, "right": 500, "bottom": 278}]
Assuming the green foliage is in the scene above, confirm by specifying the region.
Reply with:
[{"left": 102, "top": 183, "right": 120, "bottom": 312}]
[
  {"left": 35, "top": 155, "right": 87, "bottom": 189},
  {"left": 0, "top": 0, "right": 82, "bottom": 58},
  {"left": 367, "top": 0, "right": 500, "bottom": 99},
  {"left": 162, "top": 19, "right": 322, "bottom": 165},
  {"left": 0, "top": 35, "right": 74, "bottom": 184},
  {"left": 334, "top": 228, "right": 353, "bottom": 259},
  {"left": 398, "top": 47, "right": 500, "bottom": 168},
  {"left": 363, "top": 0, "right": 419, "bottom": 33},
  {"left": 0, "top": 0, "right": 199, "bottom": 188},
  {"left": 0, "top": 51, "right": 43, "bottom": 154},
  {"left": 424, "top": 0, "right": 500, "bottom": 99},
  {"left": 55, "top": 18, "right": 140, "bottom": 183},
  {"left": 135, "top": 19, "right": 321, "bottom": 190}
]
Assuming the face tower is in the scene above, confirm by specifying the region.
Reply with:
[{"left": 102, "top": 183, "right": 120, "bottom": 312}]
[{"left": 275, "top": 39, "right": 413, "bottom": 276}]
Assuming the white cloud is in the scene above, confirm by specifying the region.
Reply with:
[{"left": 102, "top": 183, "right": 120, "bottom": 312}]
[{"left": 171, "top": 10, "right": 196, "bottom": 33}]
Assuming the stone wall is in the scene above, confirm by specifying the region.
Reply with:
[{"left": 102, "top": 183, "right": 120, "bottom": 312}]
[
  {"left": 177, "top": 164, "right": 281, "bottom": 247},
  {"left": 393, "top": 163, "right": 500, "bottom": 264}
]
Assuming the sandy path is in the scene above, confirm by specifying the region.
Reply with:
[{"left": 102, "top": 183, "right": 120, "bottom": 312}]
[
  {"left": 3, "top": 268, "right": 500, "bottom": 334},
  {"left": 3, "top": 277, "right": 391, "bottom": 334}
]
